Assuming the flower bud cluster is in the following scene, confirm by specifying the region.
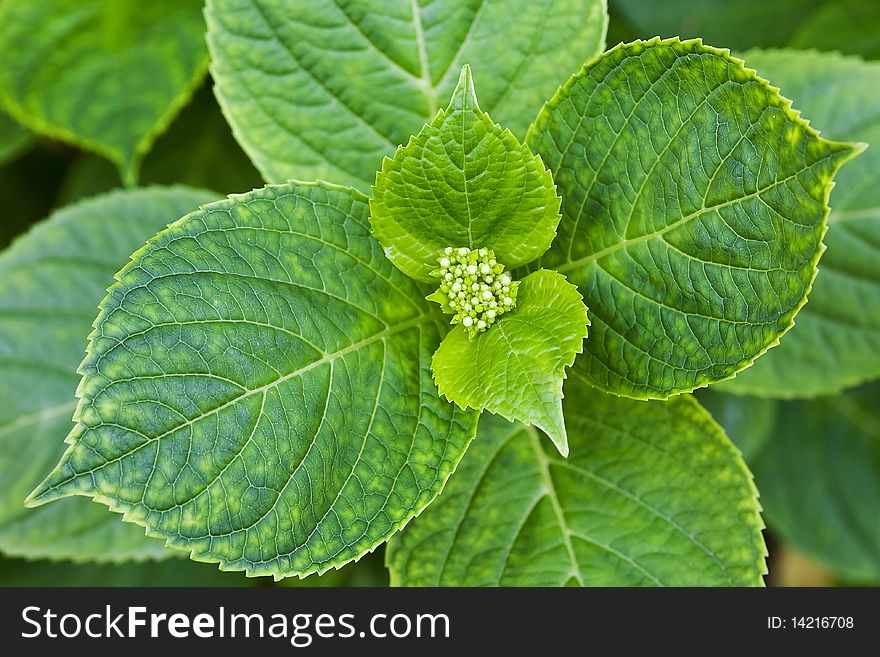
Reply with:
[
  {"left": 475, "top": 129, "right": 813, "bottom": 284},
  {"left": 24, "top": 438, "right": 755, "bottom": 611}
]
[{"left": 431, "top": 247, "right": 518, "bottom": 337}]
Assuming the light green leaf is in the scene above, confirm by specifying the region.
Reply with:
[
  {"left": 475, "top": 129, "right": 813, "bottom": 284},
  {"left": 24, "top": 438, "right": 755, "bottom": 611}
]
[
  {"left": 719, "top": 50, "right": 880, "bottom": 397},
  {"left": 432, "top": 269, "right": 588, "bottom": 457},
  {"left": 371, "top": 66, "right": 561, "bottom": 282},
  {"left": 0, "top": 186, "right": 217, "bottom": 563},
  {"left": 0, "top": 0, "right": 209, "bottom": 185},
  {"left": 0, "top": 109, "right": 31, "bottom": 164},
  {"left": 205, "top": 0, "right": 607, "bottom": 192},
  {"left": 526, "top": 38, "right": 861, "bottom": 400},
  {"left": 28, "top": 181, "right": 477, "bottom": 579},
  {"left": 387, "top": 377, "right": 766, "bottom": 586},
  {"left": 695, "top": 390, "right": 777, "bottom": 461},
  {"left": 748, "top": 384, "right": 880, "bottom": 584},
  {"left": 790, "top": 0, "right": 880, "bottom": 60}
]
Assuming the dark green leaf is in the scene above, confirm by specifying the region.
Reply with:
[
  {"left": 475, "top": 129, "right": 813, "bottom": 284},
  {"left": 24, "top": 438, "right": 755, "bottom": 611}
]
[
  {"left": 29, "top": 181, "right": 477, "bottom": 578},
  {"left": 0, "top": 0, "right": 209, "bottom": 184}
]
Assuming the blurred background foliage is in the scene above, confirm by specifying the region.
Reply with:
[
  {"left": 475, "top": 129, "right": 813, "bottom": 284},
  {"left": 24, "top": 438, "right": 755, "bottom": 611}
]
[{"left": 0, "top": 0, "right": 877, "bottom": 586}]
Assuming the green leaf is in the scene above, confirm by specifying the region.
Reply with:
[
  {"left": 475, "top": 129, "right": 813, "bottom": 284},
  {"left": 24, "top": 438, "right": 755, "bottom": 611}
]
[
  {"left": 747, "top": 384, "right": 880, "bottom": 583},
  {"left": 371, "top": 66, "right": 561, "bottom": 282},
  {"left": 790, "top": 0, "right": 880, "bottom": 60},
  {"left": 695, "top": 390, "right": 777, "bottom": 461},
  {"left": 205, "top": 0, "right": 607, "bottom": 192},
  {"left": 609, "top": 0, "right": 827, "bottom": 51},
  {"left": 718, "top": 50, "right": 880, "bottom": 397},
  {"left": 526, "top": 38, "right": 862, "bottom": 400},
  {"left": 58, "top": 85, "right": 266, "bottom": 203},
  {"left": 0, "top": 186, "right": 217, "bottom": 563},
  {"left": 28, "top": 181, "right": 477, "bottom": 579},
  {"left": 387, "top": 378, "right": 767, "bottom": 586},
  {"left": 0, "top": 0, "right": 209, "bottom": 185},
  {"left": 432, "top": 270, "right": 588, "bottom": 457},
  {"left": 0, "top": 109, "right": 31, "bottom": 165}
]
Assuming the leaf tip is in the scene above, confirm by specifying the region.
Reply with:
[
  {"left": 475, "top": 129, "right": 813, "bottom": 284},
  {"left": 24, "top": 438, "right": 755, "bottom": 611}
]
[
  {"left": 24, "top": 455, "right": 81, "bottom": 508},
  {"left": 449, "top": 64, "right": 479, "bottom": 111},
  {"left": 23, "top": 481, "right": 53, "bottom": 508}
]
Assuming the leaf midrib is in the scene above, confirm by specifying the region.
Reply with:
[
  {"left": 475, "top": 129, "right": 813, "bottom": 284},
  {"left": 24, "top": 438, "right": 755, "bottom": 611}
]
[
  {"left": 525, "top": 427, "right": 585, "bottom": 586},
  {"left": 556, "top": 153, "right": 839, "bottom": 275},
  {"left": 410, "top": 0, "right": 437, "bottom": 116}
]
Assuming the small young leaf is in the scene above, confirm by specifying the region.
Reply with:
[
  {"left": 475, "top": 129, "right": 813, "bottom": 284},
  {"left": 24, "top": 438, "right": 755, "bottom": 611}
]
[
  {"left": 205, "top": 0, "right": 608, "bottom": 191},
  {"left": 27, "top": 181, "right": 477, "bottom": 578},
  {"left": 718, "top": 50, "right": 880, "bottom": 397},
  {"left": 746, "top": 384, "right": 880, "bottom": 584},
  {"left": 432, "top": 270, "right": 588, "bottom": 457},
  {"left": 371, "top": 66, "right": 561, "bottom": 283},
  {"left": 0, "top": 0, "right": 209, "bottom": 185},
  {"left": 387, "top": 378, "right": 767, "bottom": 586},
  {"left": 527, "top": 38, "right": 863, "bottom": 400},
  {"left": 0, "top": 186, "right": 217, "bottom": 563}
]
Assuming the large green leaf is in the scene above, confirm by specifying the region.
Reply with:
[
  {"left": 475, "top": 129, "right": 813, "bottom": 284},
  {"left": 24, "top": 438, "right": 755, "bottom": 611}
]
[
  {"left": 387, "top": 378, "right": 766, "bottom": 586},
  {"left": 205, "top": 0, "right": 607, "bottom": 192},
  {"left": 28, "top": 181, "right": 477, "bottom": 579},
  {"left": 526, "top": 38, "right": 861, "bottom": 400},
  {"left": 0, "top": 187, "right": 217, "bottom": 562},
  {"left": 719, "top": 50, "right": 880, "bottom": 397},
  {"left": 432, "top": 270, "right": 588, "bottom": 457},
  {"left": 370, "top": 66, "right": 561, "bottom": 282},
  {"left": 790, "top": 0, "right": 880, "bottom": 60},
  {"left": 748, "top": 384, "right": 880, "bottom": 583},
  {"left": 0, "top": 0, "right": 209, "bottom": 185}
]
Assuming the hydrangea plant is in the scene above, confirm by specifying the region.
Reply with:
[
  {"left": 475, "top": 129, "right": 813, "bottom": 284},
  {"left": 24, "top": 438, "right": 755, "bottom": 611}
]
[{"left": 0, "top": 0, "right": 870, "bottom": 586}]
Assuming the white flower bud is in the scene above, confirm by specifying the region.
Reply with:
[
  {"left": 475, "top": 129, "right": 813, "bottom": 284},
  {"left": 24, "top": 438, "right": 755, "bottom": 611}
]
[{"left": 430, "top": 245, "right": 518, "bottom": 336}]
